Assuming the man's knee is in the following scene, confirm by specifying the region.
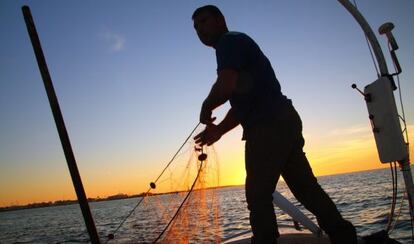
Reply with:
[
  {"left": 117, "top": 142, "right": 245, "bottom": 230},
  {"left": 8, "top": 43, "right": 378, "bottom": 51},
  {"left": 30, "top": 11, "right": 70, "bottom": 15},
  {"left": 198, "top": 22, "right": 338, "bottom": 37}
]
[
  {"left": 247, "top": 199, "right": 274, "bottom": 213},
  {"left": 246, "top": 186, "right": 274, "bottom": 211}
]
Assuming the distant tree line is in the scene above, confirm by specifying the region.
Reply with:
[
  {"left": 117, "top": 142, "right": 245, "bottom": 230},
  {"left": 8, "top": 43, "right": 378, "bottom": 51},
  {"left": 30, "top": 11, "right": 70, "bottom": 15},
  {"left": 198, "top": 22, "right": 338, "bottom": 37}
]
[{"left": 0, "top": 192, "right": 149, "bottom": 212}]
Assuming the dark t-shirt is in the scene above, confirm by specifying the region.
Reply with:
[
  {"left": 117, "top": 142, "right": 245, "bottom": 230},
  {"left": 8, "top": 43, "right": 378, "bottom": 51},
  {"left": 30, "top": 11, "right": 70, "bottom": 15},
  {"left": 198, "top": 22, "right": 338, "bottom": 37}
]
[{"left": 215, "top": 31, "right": 289, "bottom": 133}]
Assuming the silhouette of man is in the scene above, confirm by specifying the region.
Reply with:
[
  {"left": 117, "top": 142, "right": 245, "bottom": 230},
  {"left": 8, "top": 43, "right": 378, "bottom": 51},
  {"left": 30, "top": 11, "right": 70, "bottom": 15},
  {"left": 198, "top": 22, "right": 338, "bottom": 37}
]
[{"left": 192, "top": 5, "right": 358, "bottom": 244}]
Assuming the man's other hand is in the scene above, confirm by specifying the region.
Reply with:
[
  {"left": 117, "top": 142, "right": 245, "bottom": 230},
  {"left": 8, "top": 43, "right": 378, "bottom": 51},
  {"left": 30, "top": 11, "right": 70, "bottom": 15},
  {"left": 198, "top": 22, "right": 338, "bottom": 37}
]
[{"left": 194, "top": 123, "right": 222, "bottom": 146}]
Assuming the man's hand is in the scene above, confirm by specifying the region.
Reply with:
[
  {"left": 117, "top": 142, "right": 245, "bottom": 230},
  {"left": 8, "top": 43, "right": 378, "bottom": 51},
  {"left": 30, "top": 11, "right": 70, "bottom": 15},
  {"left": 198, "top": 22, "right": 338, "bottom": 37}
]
[{"left": 194, "top": 123, "right": 222, "bottom": 146}]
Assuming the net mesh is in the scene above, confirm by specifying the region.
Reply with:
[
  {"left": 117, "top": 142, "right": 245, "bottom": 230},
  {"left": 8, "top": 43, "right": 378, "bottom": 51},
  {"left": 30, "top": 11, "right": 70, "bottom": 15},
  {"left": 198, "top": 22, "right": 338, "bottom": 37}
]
[{"left": 112, "top": 131, "right": 221, "bottom": 243}]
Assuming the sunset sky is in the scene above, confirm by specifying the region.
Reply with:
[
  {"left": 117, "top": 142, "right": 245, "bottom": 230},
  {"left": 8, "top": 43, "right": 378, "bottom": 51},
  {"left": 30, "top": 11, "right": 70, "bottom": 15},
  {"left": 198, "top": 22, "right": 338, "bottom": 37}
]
[{"left": 1, "top": 0, "right": 414, "bottom": 207}]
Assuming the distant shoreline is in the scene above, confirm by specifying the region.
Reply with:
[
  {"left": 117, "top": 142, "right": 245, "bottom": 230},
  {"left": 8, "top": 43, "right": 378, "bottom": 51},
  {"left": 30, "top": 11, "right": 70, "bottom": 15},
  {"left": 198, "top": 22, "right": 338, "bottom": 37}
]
[
  {"left": 0, "top": 184, "right": 243, "bottom": 212},
  {"left": 0, "top": 194, "right": 139, "bottom": 213},
  {"left": 1, "top": 167, "right": 395, "bottom": 212}
]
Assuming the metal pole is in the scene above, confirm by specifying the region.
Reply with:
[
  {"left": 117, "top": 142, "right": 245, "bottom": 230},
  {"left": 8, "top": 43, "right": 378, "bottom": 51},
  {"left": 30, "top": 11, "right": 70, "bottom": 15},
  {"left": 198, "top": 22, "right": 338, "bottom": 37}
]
[
  {"left": 21, "top": 6, "right": 101, "bottom": 243},
  {"left": 337, "top": 0, "right": 389, "bottom": 77},
  {"left": 400, "top": 157, "right": 414, "bottom": 221},
  {"left": 338, "top": 0, "right": 414, "bottom": 221}
]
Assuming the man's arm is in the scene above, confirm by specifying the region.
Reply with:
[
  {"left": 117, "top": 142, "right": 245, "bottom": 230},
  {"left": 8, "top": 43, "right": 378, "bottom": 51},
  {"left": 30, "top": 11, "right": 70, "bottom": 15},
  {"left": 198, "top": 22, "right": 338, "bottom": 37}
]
[
  {"left": 200, "top": 69, "right": 238, "bottom": 124},
  {"left": 194, "top": 107, "right": 239, "bottom": 146},
  {"left": 216, "top": 107, "right": 239, "bottom": 135}
]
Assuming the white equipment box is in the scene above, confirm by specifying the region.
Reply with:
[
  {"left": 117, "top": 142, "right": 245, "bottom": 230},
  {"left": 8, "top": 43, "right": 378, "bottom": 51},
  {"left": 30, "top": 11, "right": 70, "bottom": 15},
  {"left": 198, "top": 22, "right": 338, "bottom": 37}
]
[{"left": 364, "top": 76, "right": 407, "bottom": 163}]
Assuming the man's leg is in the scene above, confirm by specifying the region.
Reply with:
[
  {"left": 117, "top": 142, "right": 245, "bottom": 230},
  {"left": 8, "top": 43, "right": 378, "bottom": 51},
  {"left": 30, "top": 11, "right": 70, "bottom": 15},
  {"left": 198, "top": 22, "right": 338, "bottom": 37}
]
[
  {"left": 281, "top": 108, "right": 357, "bottom": 244},
  {"left": 245, "top": 116, "right": 293, "bottom": 243},
  {"left": 245, "top": 169, "right": 279, "bottom": 243}
]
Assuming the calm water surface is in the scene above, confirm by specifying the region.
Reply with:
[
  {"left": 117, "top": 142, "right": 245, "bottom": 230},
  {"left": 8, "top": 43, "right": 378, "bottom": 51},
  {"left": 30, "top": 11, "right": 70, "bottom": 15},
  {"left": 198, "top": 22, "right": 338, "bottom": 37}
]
[{"left": 0, "top": 168, "right": 412, "bottom": 243}]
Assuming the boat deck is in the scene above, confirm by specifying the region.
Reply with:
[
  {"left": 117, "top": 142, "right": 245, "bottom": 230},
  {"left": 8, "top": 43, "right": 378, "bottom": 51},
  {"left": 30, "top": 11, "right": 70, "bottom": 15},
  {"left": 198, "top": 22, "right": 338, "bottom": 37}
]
[
  {"left": 222, "top": 224, "right": 367, "bottom": 244},
  {"left": 225, "top": 233, "right": 330, "bottom": 244}
]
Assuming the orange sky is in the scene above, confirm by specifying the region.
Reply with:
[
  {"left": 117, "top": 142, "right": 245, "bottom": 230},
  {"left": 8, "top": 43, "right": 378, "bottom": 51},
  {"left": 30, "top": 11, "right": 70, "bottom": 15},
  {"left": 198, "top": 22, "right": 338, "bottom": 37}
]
[{"left": 2, "top": 124, "right": 412, "bottom": 208}]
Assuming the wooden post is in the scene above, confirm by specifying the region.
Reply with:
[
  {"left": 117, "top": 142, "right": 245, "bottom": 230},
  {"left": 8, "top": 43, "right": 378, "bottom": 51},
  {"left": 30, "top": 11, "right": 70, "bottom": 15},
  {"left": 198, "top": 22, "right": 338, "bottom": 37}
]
[{"left": 21, "top": 6, "right": 101, "bottom": 243}]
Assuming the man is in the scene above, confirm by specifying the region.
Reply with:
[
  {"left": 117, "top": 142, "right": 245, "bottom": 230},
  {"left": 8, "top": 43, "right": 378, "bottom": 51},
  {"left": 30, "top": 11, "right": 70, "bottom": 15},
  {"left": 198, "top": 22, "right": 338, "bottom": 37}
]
[{"left": 192, "top": 5, "right": 357, "bottom": 244}]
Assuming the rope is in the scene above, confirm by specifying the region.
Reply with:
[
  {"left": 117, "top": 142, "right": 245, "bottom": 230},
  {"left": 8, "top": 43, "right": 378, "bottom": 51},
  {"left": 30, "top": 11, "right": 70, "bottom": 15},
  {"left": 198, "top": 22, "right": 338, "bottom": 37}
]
[
  {"left": 389, "top": 192, "right": 406, "bottom": 234},
  {"left": 104, "top": 122, "right": 201, "bottom": 243},
  {"left": 389, "top": 42, "right": 410, "bottom": 146},
  {"left": 386, "top": 162, "right": 398, "bottom": 232},
  {"left": 391, "top": 45, "right": 414, "bottom": 239},
  {"left": 352, "top": 0, "right": 380, "bottom": 77},
  {"left": 153, "top": 152, "right": 205, "bottom": 243},
  {"left": 383, "top": 14, "right": 414, "bottom": 240},
  {"left": 153, "top": 122, "right": 201, "bottom": 184},
  {"left": 410, "top": 194, "right": 414, "bottom": 242}
]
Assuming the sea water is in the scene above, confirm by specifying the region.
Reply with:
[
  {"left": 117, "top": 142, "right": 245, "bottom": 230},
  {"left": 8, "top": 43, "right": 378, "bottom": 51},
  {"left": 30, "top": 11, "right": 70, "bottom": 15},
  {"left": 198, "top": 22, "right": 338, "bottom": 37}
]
[{"left": 0, "top": 167, "right": 412, "bottom": 243}]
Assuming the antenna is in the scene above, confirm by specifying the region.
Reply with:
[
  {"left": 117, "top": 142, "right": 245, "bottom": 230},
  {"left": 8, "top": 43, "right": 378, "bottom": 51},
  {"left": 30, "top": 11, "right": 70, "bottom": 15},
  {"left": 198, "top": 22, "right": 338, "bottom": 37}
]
[
  {"left": 379, "top": 22, "right": 398, "bottom": 50},
  {"left": 379, "top": 22, "right": 402, "bottom": 75}
]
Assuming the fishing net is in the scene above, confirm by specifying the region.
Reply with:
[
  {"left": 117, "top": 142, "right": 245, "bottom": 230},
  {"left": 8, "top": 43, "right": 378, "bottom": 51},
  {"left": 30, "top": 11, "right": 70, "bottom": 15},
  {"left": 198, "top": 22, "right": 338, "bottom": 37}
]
[{"left": 107, "top": 125, "right": 221, "bottom": 243}]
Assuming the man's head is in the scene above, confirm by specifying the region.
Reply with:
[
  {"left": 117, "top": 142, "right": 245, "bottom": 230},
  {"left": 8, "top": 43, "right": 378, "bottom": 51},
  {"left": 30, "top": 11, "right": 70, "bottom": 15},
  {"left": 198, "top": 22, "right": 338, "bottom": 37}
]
[{"left": 192, "top": 5, "right": 228, "bottom": 47}]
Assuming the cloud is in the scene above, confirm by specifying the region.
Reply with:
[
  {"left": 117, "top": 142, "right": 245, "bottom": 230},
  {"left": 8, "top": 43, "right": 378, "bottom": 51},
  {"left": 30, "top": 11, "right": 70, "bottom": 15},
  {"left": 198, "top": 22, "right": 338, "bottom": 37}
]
[
  {"left": 101, "top": 31, "right": 125, "bottom": 52},
  {"left": 328, "top": 124, "right": 371, "bottom": 137},
  {"left": 314, "top": 122, "right": 414, "bottom": 161}
]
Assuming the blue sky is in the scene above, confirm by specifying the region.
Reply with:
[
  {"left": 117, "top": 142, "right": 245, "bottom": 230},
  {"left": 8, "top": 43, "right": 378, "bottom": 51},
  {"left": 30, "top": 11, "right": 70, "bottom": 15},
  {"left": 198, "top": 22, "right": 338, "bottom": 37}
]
[{"left": 1, "top": 0, "right": 413, "bottom": 206}]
